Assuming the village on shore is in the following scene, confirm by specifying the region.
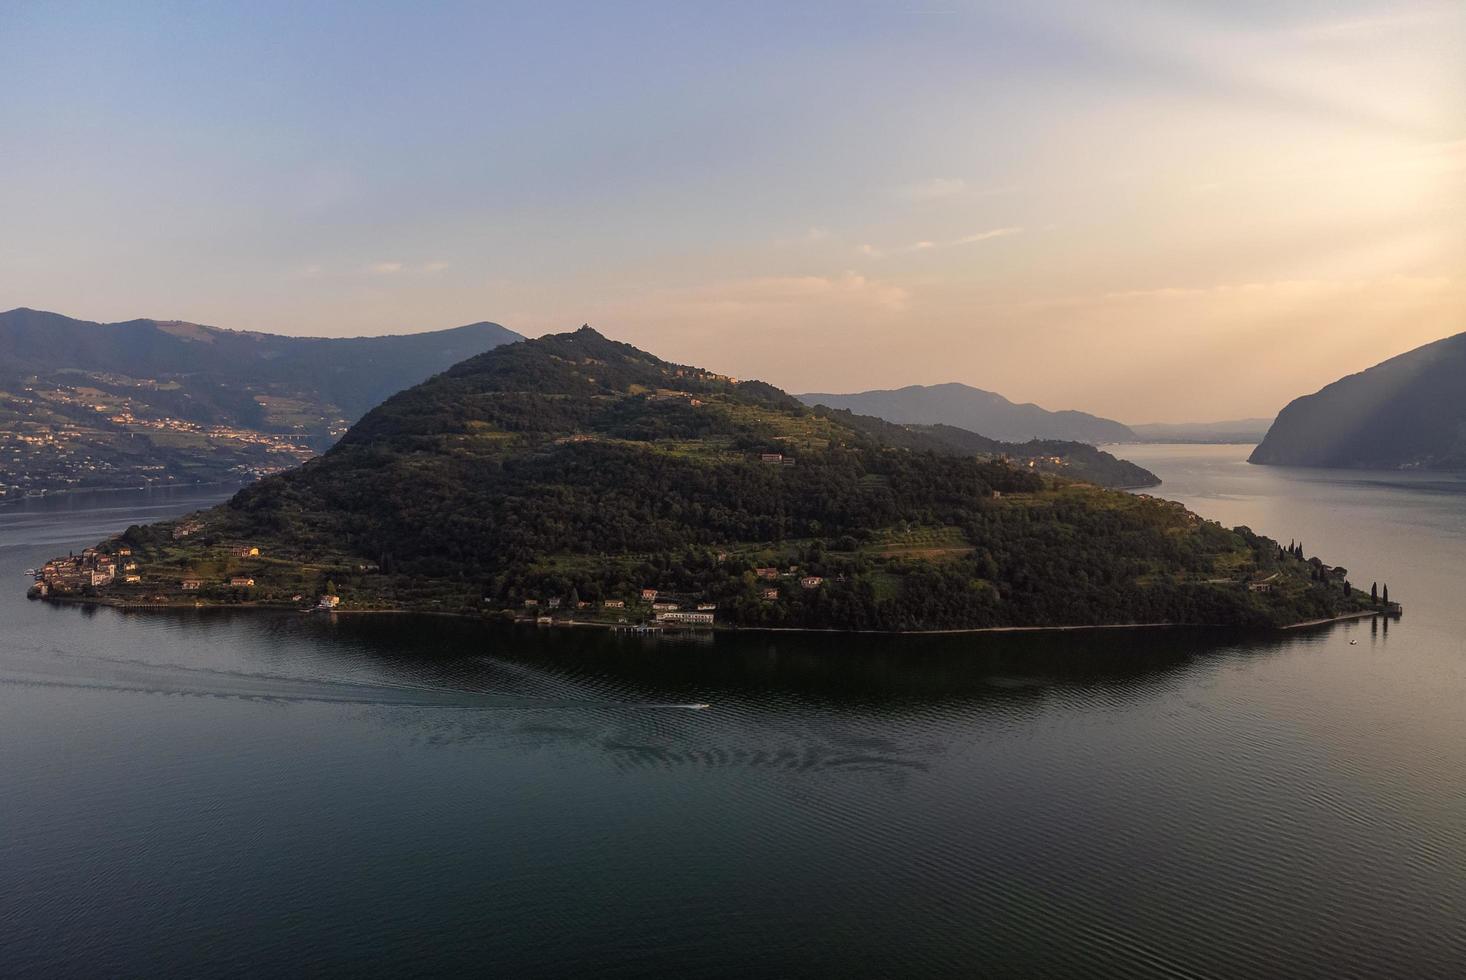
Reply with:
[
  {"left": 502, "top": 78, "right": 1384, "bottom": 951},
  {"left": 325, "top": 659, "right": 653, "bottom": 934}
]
[{"left": 28, "top": 537, "right": 842, "bottom": 630}]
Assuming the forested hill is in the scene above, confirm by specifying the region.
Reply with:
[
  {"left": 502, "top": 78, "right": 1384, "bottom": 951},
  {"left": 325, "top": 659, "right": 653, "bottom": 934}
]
[
  {"left": 797, "top": 383, "right": 1137, "bottom": 443},
  {"left": 0, "top": 308, "right": 521, "bottom": 495},
  {"left": 1251, "top": 332, "right": 1466, "bottom": 470},
  {"left": 0, "top": 308, "right": 522, "bottom": 423},
  {"left": 87, "top": 327, "right": 1382, "bottom": 631},
  {"left": 908, "top": 424, "right": 1160, "bottom": 488},
  {"left": 801, "top": 411, "right": 1159, "bottom": 488}
]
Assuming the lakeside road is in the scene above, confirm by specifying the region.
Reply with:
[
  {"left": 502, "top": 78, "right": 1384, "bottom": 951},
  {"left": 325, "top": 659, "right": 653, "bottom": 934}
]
[{"left": 31, "top": 593, "right": 1396, "bottom": 636}]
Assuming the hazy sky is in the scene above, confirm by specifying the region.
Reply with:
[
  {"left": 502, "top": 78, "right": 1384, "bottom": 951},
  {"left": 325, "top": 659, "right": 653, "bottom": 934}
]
[{"left": 3, "top": 1, "right": 1462, "bottom": 421}]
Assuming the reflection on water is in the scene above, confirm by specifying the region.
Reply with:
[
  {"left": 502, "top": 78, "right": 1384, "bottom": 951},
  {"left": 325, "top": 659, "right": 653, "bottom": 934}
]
[{"left": 2, "top": 462, "right": 1464, "bottom": 979}]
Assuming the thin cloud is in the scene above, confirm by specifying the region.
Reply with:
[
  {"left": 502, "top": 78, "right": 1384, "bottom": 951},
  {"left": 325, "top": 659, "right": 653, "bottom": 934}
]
[
  {"left": 640, "top": 272, "right": 910, "bottom": 316},
  {"left": 897, "top": 177, "right": 967, "bottom": 202},
  {"left": 1102, "top": 275, "right": 1455, "bottom": 302},
  {"left": 1298, "top": 6, "right": 1453, "bottom": 39},
  {"left": 359, "top": 260, "right": 449, "bottom": 277},
  {"left": 861, "top": 227, "right": 1022, "bottom": 258},
  {"left": 952, "top": 227, "right": 1023, "bottom": 246}
]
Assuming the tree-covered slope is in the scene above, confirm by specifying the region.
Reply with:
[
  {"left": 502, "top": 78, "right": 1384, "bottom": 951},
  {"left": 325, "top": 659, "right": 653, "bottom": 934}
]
[
  {"left": 908, "top": 424, "right": 1159, "bottom": 488},
  {"left": 798, "top": 409, "right": 1158, "bottom": 488},
  {"left": 77, "top": 327, "right": 1380, "bottom": 631},
  {"left": 1251, "top": 332, "right": 1466, "bottom": 470}
]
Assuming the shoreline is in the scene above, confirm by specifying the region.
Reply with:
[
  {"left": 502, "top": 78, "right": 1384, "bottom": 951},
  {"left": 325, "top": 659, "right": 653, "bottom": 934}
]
[
  {"left": 34, "top": 594, "right": 1392, "bottom": 637},
  {"left": 1279, "top": 609, "right": 1386, "bottom": 630},
  {"left": 0, "top": 478, "right": 250, "bottom": 508}
]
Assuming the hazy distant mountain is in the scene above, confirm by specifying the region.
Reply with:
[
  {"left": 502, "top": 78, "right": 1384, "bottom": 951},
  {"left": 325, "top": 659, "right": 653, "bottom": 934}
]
[
  {"left": 797, "top": 383, "right": 1136, "bottom": 444},
  {"left": 1129, "top": 419, "right": 1273, "bottom": 444},
  {"left": 0, "top": 308, "right": 521, "bottom": 495},
  {"left": 1250, "top": 332, "right": 1466, "bottom": 470}
]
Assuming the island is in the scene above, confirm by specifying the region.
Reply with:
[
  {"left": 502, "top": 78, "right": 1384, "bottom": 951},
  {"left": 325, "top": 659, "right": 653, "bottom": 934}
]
[{"left": 31, "top": 327, "right": 1395, "bottom": 633}]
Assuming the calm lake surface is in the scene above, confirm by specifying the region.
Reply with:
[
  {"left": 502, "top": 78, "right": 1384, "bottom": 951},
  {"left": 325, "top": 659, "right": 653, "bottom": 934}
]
[{"left": 3, "top": 447, "right": 1464, "bottom": 978}]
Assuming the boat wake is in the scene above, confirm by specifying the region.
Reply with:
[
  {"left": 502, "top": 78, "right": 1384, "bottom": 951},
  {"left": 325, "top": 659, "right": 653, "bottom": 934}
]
[{"left": 0, "top": 651, "right": 710, "bottom": 711}]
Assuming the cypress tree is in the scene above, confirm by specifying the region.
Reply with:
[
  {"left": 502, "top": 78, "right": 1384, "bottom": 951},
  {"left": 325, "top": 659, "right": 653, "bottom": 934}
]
[{"left": 1371, "top": 582, "right": 1378, "bottom": 603}]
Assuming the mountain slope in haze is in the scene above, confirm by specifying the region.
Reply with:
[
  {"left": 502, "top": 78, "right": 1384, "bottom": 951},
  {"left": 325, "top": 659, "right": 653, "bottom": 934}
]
[
  {"left": 64, "top": 327, "right": 1379, "bottom": 632},
  {"left": 1129, "top": 419, "right": 1273, "bottom": 444},
  {"left": 1250, "top": 333, "right": 1466, "bottom": 470},
  {"left": 0, "top": 308, "right": 521, "bottom": 495},
  {"left": 797, "top": 383, "right": 1137, "bottom": 443}
]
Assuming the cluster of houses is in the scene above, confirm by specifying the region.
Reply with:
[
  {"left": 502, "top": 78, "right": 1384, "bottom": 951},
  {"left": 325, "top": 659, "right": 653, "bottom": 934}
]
[
  {"left": 753, "top": 566, "right": 824, "bottom": 595},
  {"left": 649, "top": 389, "right": 705, "bottom": 408},
  {"left": 177, "top": 544, "right": 265, "bottom": 592},
  {"left": 32, "top": 545, "right": 140, "bottom": 596},
  {"left": 514, "top": 570, "right": 830, "bottom": 625},
  {"left": 759, "top": 453, "right": 796, "bottom": 466},
  {"left": 179, "top": 574, "right": 256, "bottom": 591},
  {"left": 520, "top": 587, "right": 723, "bottom": 626},
  {"left": 28, "top": 538, "right": 354, "bottom": 612},
  {"left": 171, "top": 518, "right": 205, "bottom": 539},
  {"left": 31, "top": 539, "right": 275, "bottom": 601}
]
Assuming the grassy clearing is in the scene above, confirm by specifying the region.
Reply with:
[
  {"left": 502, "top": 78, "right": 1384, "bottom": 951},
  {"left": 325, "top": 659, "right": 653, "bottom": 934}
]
[{"left": 862, "top": 525, "right": 973, "bottom": 559}]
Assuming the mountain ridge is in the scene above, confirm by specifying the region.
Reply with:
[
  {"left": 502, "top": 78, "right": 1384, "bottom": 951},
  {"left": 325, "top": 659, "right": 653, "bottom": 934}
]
[
  {"left": 0, "top": 307, "right": 522, "bottom": 495},
  {"left": 1128, "top": 419, "right": 1273, "bottom": 444},
  {"left": 1250, "top": 332, "right": 1466, "bottom": 470},
  {"left": 797, "top": 382, "right": 1137, "bottom": 443}
]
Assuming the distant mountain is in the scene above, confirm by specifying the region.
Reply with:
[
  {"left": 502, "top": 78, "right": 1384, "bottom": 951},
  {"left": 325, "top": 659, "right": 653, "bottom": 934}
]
[
  {"left": 815, "top": 410, "right": 1158, "bottom": 488},
  {"left": 797, "top": 383, "right": 1137, "bottom": 444},
  {"left": 1129, "top": 419, "right": 1273, "bottom": 444},
  {"left": 61, "top": 327, "right": 1377, "bottom": 631},
  {"left": 1250, "top": 333, "right": 1466, "bottom": 470},
  {"left": 0, "top": 308, "right": 521, "bottom": 496}
]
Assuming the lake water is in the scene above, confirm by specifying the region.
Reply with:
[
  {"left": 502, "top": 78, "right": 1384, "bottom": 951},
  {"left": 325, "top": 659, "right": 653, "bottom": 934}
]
[{"left": 3, "top": 447, "right": 1464, "bottom": 978}]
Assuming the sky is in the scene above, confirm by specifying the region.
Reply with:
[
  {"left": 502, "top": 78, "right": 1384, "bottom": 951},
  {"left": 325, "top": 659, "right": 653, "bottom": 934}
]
[{"left": 2, "top": 1, "right": 1462, "bottom": 422}]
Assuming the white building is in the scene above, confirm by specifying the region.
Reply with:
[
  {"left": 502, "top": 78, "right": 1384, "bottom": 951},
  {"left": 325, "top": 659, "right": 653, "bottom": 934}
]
[{"left": 655, "top": 611, "right": 715, "bottom": 625}]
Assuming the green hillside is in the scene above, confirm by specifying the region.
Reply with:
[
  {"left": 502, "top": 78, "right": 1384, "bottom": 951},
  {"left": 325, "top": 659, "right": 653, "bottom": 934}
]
[{"left": 74, "top": 327, "right": 1381, "bottom": 631}]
